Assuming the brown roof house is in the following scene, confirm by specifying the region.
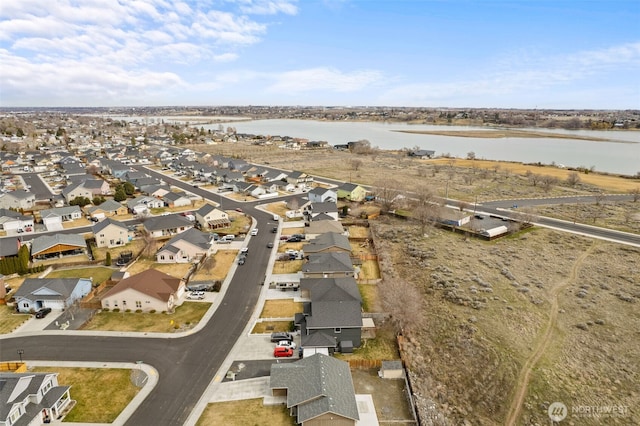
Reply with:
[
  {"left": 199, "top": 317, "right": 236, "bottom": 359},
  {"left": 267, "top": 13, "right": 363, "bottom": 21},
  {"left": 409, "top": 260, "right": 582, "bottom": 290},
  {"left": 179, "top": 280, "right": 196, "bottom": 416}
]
[{"left": 100, "top": 269, "right": 185, "bottom": 312}]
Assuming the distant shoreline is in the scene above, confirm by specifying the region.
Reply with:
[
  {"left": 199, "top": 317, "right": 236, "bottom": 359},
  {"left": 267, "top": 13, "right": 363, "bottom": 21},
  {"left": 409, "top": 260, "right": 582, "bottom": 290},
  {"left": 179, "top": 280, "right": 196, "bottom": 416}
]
[{"left": 394, "top": 129, "right": 638, "bottom": 144}]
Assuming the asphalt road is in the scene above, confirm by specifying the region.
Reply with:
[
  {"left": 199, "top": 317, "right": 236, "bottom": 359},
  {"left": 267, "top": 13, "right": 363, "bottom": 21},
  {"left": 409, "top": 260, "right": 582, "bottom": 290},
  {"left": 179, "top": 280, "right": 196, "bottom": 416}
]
[
  {"left": 0, "top": 200, "right": 274, "bottom": 426},
  {"left": 22, "top": 172, "right": 55, "bottom": 201}
]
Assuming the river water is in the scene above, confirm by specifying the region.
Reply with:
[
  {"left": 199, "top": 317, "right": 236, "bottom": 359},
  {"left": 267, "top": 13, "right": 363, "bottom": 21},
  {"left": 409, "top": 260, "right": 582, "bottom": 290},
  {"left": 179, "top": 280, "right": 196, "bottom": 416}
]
[{"left": 209, "top": 119, "right": 640, "bottom": 177}]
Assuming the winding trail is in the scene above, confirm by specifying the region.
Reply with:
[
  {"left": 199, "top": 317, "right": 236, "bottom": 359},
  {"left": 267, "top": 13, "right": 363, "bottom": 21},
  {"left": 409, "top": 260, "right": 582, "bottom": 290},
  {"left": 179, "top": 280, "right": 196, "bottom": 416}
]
[{"left": 504, "top": 242, "right": 596, "bottom": 425}]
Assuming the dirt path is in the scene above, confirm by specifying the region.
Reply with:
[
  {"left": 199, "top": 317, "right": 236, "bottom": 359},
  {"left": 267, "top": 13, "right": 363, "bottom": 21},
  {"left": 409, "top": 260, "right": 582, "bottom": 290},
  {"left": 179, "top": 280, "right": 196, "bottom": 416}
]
[{"left": 504, "top": 242, "right": 596, "bottom": 425}]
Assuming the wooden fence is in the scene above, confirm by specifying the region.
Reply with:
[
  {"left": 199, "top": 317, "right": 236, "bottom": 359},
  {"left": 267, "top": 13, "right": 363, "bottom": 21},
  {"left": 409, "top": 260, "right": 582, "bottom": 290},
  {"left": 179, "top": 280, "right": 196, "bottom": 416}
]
[{"left": 347, "top": 359, "right": 382, "bottom": 370}]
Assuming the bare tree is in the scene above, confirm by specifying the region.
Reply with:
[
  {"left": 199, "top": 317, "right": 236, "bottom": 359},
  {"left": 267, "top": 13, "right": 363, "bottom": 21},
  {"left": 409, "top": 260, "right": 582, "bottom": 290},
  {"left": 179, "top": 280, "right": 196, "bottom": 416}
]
[
  {"left": 566, "top": 171, "right": 581, "bottom": 187},
  {"left": 629, "top": 187, "right": 640, "bottom": 202},
  {"left": 458, "top": 201, "right": 470, "bottom": 212},
  {"left": 349, "top": 158, "right": 363, "bottom": 171},
  {"left": 594, "top": 193, "right": 605, "bottom": 206},
  {"left": 466, "top": 151, "right": 476, "bottom": 160},
  {"left": 373, "top": 179, "right": 402, "bottom": 213},
  {"left": 414, "top": 185, "right": 436, "bottom": 207},
  {"left": 379, "top": 276, "right": 425, "bottom": 335},
  {"left": 140, "top": 229, "right": 158, "bottom": 258},
  {"left": 526, "top": 171, "right": 541, "bottom": 187},
  {"left": 540, "top": 175, "right": 558, "bottom": 193}
]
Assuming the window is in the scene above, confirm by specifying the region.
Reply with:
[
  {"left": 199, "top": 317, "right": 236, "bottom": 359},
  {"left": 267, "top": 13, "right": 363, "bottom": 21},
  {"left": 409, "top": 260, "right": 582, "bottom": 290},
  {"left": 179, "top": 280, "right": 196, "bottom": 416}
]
[
  {"left": 135, "top": 301, "right": 142, "bottom": 309},
  {"left": 9, "top": 408, "right": 22, "bottom": 422},
  {"left": 114, "top": 301, "right": 118, "bottom": 307},
  {"left": 160, "top": 255, "right": 165, "bottom": 260},
  {"left": 122, "top": 300, "right": 127, "bottom": 306},
  {"left": 334, "top": 328, "right": 342, "bottom": 333},
  {"left": 105, "top": 300, "right": 109, "bottom": 307},
  {"left": 42, "top": 380, "right": 53, "bottom": 394}
]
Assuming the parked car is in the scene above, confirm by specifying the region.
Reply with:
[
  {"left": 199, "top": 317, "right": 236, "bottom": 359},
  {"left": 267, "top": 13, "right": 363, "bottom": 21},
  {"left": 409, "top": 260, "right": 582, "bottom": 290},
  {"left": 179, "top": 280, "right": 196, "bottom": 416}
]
[
  {"left": 35, "top": 307, "right": 52, "bottom": 319},
  {"left": 267, "top": 242, "right": 274, "bottom": 249},
  {"left": 250, "top": 228, "right": 258, "bottom": 236},
  {"left": 240, "top": 247, "right": 249, "bottom": 255},
  {"left": 271, "top": 227, "right": 278, "bottom": 233},
  {"left": 287, "top": 236, "right": 301, "bottom": 243},
  {"left": 273, "top": 346, "right": 294, "bottom": 358},
  {"left": 186, "top": 293, "right": 205, "bottom": 300},
  {"left": 270, "top": 332, "right": 293, "bottom": 342},
  {"left": 276, "top": 340, "right": 297, "bottom": 350},
  {"left": 238, "top": 257, "right": 246, "bottom": 265},
  {"left": 235, "top": 208, "right": 243, "bottom": 213}
]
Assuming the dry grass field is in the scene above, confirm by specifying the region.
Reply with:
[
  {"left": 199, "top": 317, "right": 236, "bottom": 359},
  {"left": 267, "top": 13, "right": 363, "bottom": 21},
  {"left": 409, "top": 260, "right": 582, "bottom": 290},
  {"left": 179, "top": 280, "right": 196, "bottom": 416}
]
[
  {"left": 371, "top": 217, "right": 639, "bottom": 425},
  {"left": 251, "top": 320, "right": 292, "bottom": 334},
  {"left": 0, "top": 306, "right": 29, "bottom": 334},
  {"left": 191, "top": 249, "right": 238, "bottom": 281},
  {"left": 259, "top": 299, "right": 303, "bottom": 318},
  {"left": 125, "top": 259, "right": 193, "bottom": 278}
]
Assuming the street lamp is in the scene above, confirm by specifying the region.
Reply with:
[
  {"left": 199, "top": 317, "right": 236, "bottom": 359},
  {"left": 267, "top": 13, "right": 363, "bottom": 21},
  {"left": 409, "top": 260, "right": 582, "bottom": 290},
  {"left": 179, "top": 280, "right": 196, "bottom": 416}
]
[{"left": 17, "top": 349, "right": 24, "bottom": 363}]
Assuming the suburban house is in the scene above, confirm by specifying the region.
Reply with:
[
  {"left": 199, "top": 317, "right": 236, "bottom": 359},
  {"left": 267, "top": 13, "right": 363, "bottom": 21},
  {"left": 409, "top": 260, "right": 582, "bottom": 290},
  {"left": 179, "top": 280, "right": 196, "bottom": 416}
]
[
  {"left": 140, "top": 184, "right": 171, "bottom": 199},
  {"left": 297, "top": 277, "right": 363, "bottom": 350},
  {"left": 100, "top": 269, "right": 185, "bottom": 312},
  {"left": 163, "top": 191, "right": 192, "bottom": 208},
  {"left": 302, "top": 232, "right": 351, "bottom": 254},
  {"left": 195, "top": 203, "right": 230, "bottom": 230},
  {"left": 336, "top": 182, "right": 368, "bottom": 202},
  {"left": 301, "top": 252, "right": 355, "bottom": 278},
  {"left": 155, "top": 228, "right": 214, "bottom": 263},
  {"left": 92, "top": 218, "right": 132, "bottom": 248},
  {"left": 307, "top": 187, "right": 337, "bottom": 204},
  {"left": 306, "top": 220, "right": 345, "bottom": 239},
  {"left": 13, "top": 277, "right": 92, "bottom": 312},
  {"left": 39, "top": 206, "right": 82, "bottom": 231},
  {"left": 126, "top": 195, "right": 164, "bottom": 215},
  {"left": 286, "top": 170, "right": 313, "bottom": 186},
  {"left": 269, "top": 353, "right": 359, "bottom": 425},
  {"left": 0, "top": 190, "right": 36, "bottom": 210},
  {"left": 0, "top": 209, "right": 34, "bottom": 234},
  {"left": 142, "top": 214, "right": 194, "bottom": 238},
  {"left": 30, "top": 234, "right": 87, "bottom": 260},
  {"left": 0, "top": 238, "right": 20, "bottom": 260},
  {"left": 304, "top": 202, "right": 340, "bottom": 222},
  {"left": 62, "top": 179, "right": 110, "bottom": 202},
  {"left": 0, "top": 372, "right": 72, "bottom": 425},
  {"left": 86, "top": 199, "right": 128, "bottom": 219}
]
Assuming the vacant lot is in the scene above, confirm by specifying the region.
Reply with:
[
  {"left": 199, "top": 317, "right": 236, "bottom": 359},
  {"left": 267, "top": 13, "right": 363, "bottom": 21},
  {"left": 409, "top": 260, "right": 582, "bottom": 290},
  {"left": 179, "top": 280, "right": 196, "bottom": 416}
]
[
  {"left": 371, "top": 217, "right": 639, "bottom": 425},
  {"left": 31, "top": 367, "right": 138, "bottom": 423},
  {"left": 125, "top": 259, "right": 192, "bottom": 278},
  {"left": 81, "top": 302, "right": 211, "bottom": 332}
]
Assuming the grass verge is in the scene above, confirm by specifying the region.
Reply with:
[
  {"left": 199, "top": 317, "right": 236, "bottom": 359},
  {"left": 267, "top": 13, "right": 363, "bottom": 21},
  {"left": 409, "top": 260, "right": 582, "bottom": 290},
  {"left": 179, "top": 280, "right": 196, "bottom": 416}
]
[{"left": 0, "top": 305, "right": 30, "bottom": 334}]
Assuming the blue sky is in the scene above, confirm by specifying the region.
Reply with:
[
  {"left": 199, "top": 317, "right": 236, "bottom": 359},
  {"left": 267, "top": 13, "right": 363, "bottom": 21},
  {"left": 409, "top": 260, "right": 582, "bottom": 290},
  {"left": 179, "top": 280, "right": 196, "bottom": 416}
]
[{"left": 1, "top": 0, "right": 638, "bottom": 108}]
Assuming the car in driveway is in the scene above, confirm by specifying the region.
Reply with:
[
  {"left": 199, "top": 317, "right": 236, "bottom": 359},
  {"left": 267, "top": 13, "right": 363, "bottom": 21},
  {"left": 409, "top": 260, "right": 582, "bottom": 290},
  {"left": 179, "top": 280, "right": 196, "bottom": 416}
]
[
  {"left": 35, "top": 307, "right": 52, "bottom": 318},
  {"left": 186, "top": 293, "right": 205, "bottom": 300},
  {"left": 273, "top": 346, "right": 294, "bottom": 358},
  {"left": 270, "top": 332, "right": 293, "bottom": 342},
  {"left": 276, "top": 340, "right": 297, "bottom": 350}
]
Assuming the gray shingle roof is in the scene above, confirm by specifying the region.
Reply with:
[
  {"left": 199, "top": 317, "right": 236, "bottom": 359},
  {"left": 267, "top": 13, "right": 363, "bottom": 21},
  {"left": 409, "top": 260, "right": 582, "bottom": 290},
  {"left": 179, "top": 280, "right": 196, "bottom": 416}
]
[
  {"left": 302, "top": 232, "right": 351, "bottom": 253},
  {"left": 30, "top": 234, "right": 86, "bottom": 255},
  {"left": 143, "top": 214, "right": 193, "bottom": 232},
  {"left": 302, "top": 252, "right": 353, "bottom": 274},
  {"left": 270, "top": 353, "right": 359, "bottom": 423},
  {"left": 92, "top": 217, "right": 128, "bottom": 234},
  {"left": 14, "top": 278, "right": 90, "bottom": 300}
]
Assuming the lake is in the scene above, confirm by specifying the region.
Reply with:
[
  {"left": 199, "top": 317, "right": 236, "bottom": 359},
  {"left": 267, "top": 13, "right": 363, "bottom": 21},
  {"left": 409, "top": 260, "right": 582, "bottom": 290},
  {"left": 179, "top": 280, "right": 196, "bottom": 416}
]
[{"left": 210, "top": 119, "right": 640, "bottom": 177}]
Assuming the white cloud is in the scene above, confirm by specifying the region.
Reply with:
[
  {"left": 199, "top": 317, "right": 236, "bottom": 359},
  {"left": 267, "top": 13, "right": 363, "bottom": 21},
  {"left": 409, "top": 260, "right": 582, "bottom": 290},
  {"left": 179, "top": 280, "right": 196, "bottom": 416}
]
[
  {"left": 267, "top": 67, "right": 384, "bottom": 93},
  {"left": 236, "top": 0, "right": 298, "bottom": 15}
]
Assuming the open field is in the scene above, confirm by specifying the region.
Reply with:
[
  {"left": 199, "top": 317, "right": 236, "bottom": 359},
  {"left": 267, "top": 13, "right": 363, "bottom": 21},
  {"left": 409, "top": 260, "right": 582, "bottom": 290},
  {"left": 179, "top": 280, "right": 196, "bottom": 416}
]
[
  {"left": 81, "top": 302, "right": 211, "bottom": 332},
  {"left": 371, "top": 217, "right": 640, "bottom": 425},
  {"left": 31, "top": 367, "right": 139, "bottom": 423},
  {"left": 197, "top": 399, "right": 295, "bottom": 426}
]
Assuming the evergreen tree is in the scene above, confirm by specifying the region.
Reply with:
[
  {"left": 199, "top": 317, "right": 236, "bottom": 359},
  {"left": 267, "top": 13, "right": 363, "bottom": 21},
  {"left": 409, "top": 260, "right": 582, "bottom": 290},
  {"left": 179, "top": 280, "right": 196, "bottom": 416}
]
[{"left": 105, "top": 251, "right": 112, "bottom": 266}]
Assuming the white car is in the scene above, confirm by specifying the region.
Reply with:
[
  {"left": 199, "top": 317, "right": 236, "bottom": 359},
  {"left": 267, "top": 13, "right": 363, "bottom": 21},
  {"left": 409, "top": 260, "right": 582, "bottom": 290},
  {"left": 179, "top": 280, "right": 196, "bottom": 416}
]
[
  {"left": 276, "top": 340, "right": 297, "bottom": 350},
  {"left": 250, "top": 229, "right": 258, "bottom": 236},
  {"left": 186, "top": 292, "right": 205, "bottom": 300}
]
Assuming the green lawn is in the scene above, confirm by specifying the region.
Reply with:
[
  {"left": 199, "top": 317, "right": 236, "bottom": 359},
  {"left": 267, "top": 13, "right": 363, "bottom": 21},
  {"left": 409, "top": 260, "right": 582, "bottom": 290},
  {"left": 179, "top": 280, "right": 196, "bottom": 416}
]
[
  {"left": 45, "top": 267, "right": 114, "bottom": 285},
  {"left": 82, "top": 302, "right": 211, "bottom": 332}
]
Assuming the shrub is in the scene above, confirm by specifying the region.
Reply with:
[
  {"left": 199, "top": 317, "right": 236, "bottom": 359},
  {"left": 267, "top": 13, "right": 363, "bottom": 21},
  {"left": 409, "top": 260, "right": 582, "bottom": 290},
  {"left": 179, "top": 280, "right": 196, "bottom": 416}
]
[
  {"left": 135, "top": 309, "right": 142, "bottom": 313},
  {"left": 102, "top": 308, "right": 110, "bottom": 312},
  {"left": 173, "top": 323, "right": 180, "bottom": 330},
  {"left": 149, "top": 309, "right": 156, "bottom": 314},
  {"left": 125, "top": 309, "right": 131, "bottom": 313},
  {"left": 112, "top": 308, "right": 120, "bottom": 313}
]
